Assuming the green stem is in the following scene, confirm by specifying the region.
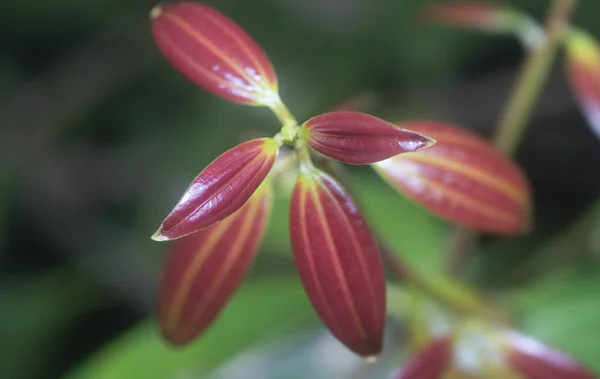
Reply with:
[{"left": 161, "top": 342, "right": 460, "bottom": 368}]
[
  {"left": 266, "top": 95, "right": 318, "bottom": 173},
  {"left": 494, "top": 0, "right": 578, "bottom": 154},
  {"left": 295, "top": 144, "right": 313, "bottom": 167},
  {"left": 381, "top": 244, "right": 511, "bottom": 324},
  {"left": 445, "top": 0, "right": 578, "bottom": 275},
  {"left": 269, "top": 96, "right": 298, "bottom": 127}
]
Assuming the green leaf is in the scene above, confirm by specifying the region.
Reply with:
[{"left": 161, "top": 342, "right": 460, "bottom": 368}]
[
  {"left": 352, "top": 169, "right": 449, "bottom": 276},
  {"left": 64, "top": 278, "right": 315, "bottom": 379},
  {"left": 253, "top": 190, "right": 292, "bottom": 254},
  {"left": 512, "top": 268, "right": 600, "bottom": 371}
]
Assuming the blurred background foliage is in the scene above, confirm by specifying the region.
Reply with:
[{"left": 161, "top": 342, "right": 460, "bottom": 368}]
[{"left": 1, "top": 0, "right": 599, "bottom": 378}]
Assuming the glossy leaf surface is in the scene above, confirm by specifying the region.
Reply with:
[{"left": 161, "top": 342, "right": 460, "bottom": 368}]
[
  {"left": 373, "top": 121, "right": 530, "bottom": 235},
  {"left": 289, "top": 166, "right": 385, "bottom": 357},
  {"left": 507, "top": 332, "right": 596, "bottom": 379},
  {"left": 390, "top": 338, "right": 451, "bottom": 379},
  {"left": 565, "top": 28, "right": 600, "bottom": 140},
  {"left": 153, "top": 138, "right": 278, "bottom": 241},
  {"left": 301, "top": 111, "right": 435, "bottom": 164},
  {"left": 159, "top": 183, "right": 272, "bottom": 345},
  {"left": 151, "top": 2, "right": 279, "bottom": 105}
]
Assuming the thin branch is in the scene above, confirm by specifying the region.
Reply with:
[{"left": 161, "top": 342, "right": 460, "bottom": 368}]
[{"left": 445, "top": 0, "right": 579, "bottom": 276}]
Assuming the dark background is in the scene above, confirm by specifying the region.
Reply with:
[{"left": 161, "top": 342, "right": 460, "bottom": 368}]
[{"left": 1, "top": 0, "right": 599, "bottom": 378}]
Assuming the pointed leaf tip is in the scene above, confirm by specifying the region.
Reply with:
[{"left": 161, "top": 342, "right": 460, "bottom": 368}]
[
  {"left": 151, "top": 1, "right": 279, "bottom": 105},
  {"left": 565, "top": 28, "right": 600, "bottom": 140},
  {"left": 151, "top": 231, "right": 169, "bottom": 242},
  {"left": 149, "top": 4, "right": 163, "bottom": 19},
  {"left": 159, "top": 183, "right": 273, "bottom": 345},
  {"left": 153, "top": 138, "right": 278, "bottom": 241},
  {"left": 373, "top": 121, "right": 531, "bottom": 235},
  {"left": 301, "top": 111, "right": 435, "bottom": 165},
  {"left": 289, "top": 167, "right": 386, "bottom": 356}
]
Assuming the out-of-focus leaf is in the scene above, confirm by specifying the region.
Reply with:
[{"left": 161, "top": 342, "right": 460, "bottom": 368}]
[
  {"left": 507, "top": 331, "right": 596, "bottom": 379},
  {"left": 260, "top": 194, "right": 293, "bottom": 253},
  {"left": 159, "top": 182, "right": 273, "bottom": 345},
  {"left": 423, "top": 2, "right": 519, "bottom": 30},
  {"left": 422, "top": 1, "right": 544, "bottom": 50},
  {"left": 64, "top": 278, "right": 315, "bottom": 379},
  {"left": 289, "top": 166, "right": 386, "bottom": 357},
  {"left": 510, "top": 268, "right": 600, "bottom": 371},
  {"left": 565, "top": 27, "right": 600, "bottom": 141},
  {"left": 389, "top": 337, "right": 451, "bottom": 379},
  {"left": 351, "top": 170, "right": 448, "bottom": 276},
  {"left": 373, "top": 121, "right": 531, "bottom": 235},
  {"left": 390, "top": 323, "right": 596, "bottom": 379}
]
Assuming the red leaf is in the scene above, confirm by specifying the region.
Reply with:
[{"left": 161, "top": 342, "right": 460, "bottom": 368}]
[
  {"left": 390, "top": 337, "right": 452, "bottom": 379},
  {"left": 153, "top": 138, "right": 279, "bottom": 241},
  {"left": 373, "top": 121, "right": 530, "bottom": 235},
  {"left": 301, "top": 111, "right": 435, "bottom": 164},
  {"left": 289, "top": 166, "right": 386, "bottom": 357},
  {"left": 565, "top": 28, "right": 600, "bottom": 140},
  {"left": 159, "top": 183, "right": 273, "bottom": 345},
  {"left": 422, "top": 2, "right": 519, "bottom": 32},
  {"left": 506, "top": 332, "right": 595, "bottom": 379},
  {"left": 151, "top": 2, "right": 279, "bottom": 106}
]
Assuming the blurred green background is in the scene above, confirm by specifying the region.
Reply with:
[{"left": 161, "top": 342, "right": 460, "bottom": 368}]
[{"left": 1, "top": 0, "right": 600, "bottom": 378}]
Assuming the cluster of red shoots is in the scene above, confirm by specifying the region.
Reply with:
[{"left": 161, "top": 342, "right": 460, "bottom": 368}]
[{"left": 149, "top": 2, "right": 596, "bottom": 377}]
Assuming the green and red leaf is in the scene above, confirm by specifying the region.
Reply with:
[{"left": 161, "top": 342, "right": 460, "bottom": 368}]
[
  {"left": 422, "top": 2, "right": 523, "bottom": 32},
  {"left": 159, "top": 182, "right": 273, "bottom": 345},
  {"left": 151, "top": 1, "right": 279, "bottom": 106},
  {"left": 421, "top": 2, "right": 546, "bottom": 51},
  {"left": 390, "top": 330, "right": 596, "bottom": 379},
  {"left": 565, "top": 28, "right": 600, "bottom": 140},
  {"left": 373, "top": 121, "right": 530, "bottom": 235},
  {"left": 152, "top": 138, "right": 279, "bottom": 241},
  {"left": 506, "top": 332, "right": 596, "bottom": 379},
  {"left": 390, "top": 337, "right": 452, "bottom": 379},
  {"left": 289, "top": 166, "right": 386, "bottom": 357},
  {"left": 300, "top": 111, "right": 435, "bottom": 164}
]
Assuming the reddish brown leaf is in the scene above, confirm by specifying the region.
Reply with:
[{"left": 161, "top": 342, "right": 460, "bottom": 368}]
[
  {"left": 373, "top": 121, "right": 530, "bottom": 235},
  {"left": 565, "top": 28, "right": 600, "bottom": 140},
  {"left": 300, "top": 111, "right": 435, "bottom": 164},
  {"left": 506, "top": 332, "right": 596, "bottom": 379},
  {"left": 422, "top": 2, "right": 520, "bottom": 32},
  {"left": 159, "top": 182, "right": 272, "bottom": 345},
  {"left": 390, "top": 337, "right": 452, "bottom": 379},
  {"left": 151, "top": 2, "right": 279, "bottom": 106},
  {"left": 152, "top": 138, "right": 279, "bottom": 241},
  {"left": 289, "top": 166, "right": 386, "bottom": 357}
]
